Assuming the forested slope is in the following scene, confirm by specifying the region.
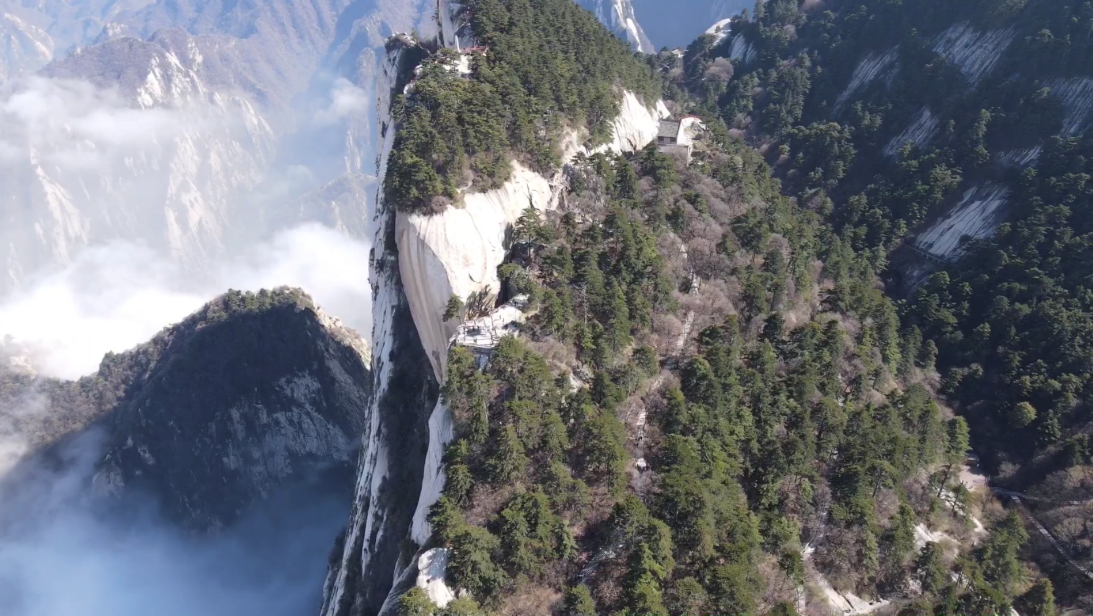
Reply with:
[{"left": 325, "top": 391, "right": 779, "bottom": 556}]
[
  {"left": 666, "top": 0, "right": 1093, "bottom": 608},
  {"left": 398, "top": 110, "right": 1029, "bottom": 616}
]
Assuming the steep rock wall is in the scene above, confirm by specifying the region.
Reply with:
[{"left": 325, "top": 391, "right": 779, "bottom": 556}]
[
  {"left": 834, "top": 48, "right": 897, "bottom": 111},
  {"left": 914, "top": 183, "right": 1011, "bottom": 260},
  {"left": 321, "top": 4, "right": 668, "bottom": 612},
  {"left": 320, "top": 39, "right": 437, "bottom": 616},
  {"left": 0, "top": 33, "right": 277, "bottom": 293},
  {"left": 1046, "top": 77, "right": 1093, "bottom": 136}
]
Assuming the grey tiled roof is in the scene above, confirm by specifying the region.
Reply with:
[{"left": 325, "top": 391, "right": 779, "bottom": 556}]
[{"left": 658, "top": 119, "right": 681, "bottom": 139}]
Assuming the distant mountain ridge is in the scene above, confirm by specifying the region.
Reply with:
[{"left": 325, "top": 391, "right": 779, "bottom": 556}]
[
  {"left": 0, "top": 0, "right": 440, "bottom": 300},
  {"left": 577, "top": 0, "right": 751, "bottom": 51},
  {"left": 1, "top": 287, "right": 371, "bottom": 530}
]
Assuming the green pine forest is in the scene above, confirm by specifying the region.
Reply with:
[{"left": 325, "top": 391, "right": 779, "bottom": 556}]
[{"left": 392, "top": 0, "right": 1093, "bottom": 615}]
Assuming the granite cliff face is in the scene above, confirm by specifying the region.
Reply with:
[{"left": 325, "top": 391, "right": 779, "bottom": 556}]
[
  {"left": 0, "top": 288, "right": 372, "bottom": 530},
  {"left": 319, "top": 3, "right": 668, "bottom": 613}
]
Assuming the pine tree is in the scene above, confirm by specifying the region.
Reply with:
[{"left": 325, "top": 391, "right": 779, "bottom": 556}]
[
  {"left": 883, "top": 503, "right": 917, "bottom": 571},
  {"left": 489, "top": 425, "right": 529, "bottom": 483},
  {"left": 443, "top": 295, "right": 465, "bottom": 322},
  {"left": 604, "top": 282, "right": 632, "bottom": 354},
  {"left": 624, "top": 543, "right": 669, "bottom": 616},
  {"left": 615, "top": 154, "right": 639, "bottom": 199},
  {"left": 1016, "top": 579, "right": 1056, "bottom": 616},
  {"left": 938, "top": 417, "right": 970, "bottom": 496},
  {"left": 914, "top": 542, "right": 947, "bottom": 596},
  {"left": 666, "top": 577, "right": 709, "bottom": 615},
  {"left": 399, "top": 588, "right": 437, "bottom": 616},
  {"left": 448, "top": 524, "right": 507, "bottom": 601},
  {"left": 564, "top": 585, "right": 597, "bottom": 616},
  {"left": 440, "top": 596, "right": 486, "bottom": 616},
  {"left": 978, "top": 510, "right": 1029, "bottom": 593}
]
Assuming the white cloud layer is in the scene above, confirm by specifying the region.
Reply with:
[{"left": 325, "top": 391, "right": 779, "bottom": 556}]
[
  {"left": 0, "top": 223, "right": 371, "bottom": 381},
  {"left": 0, "top": 77, "right": 190, "bottom": 169},
  {"left": 0, "top": 445, "right": 348, "bottom": 616},
  {"left": 314, "top": 78, "right": 369, "bottom": 125}
]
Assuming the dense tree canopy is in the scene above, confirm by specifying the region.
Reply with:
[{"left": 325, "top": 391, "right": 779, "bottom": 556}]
[{"left": 386, "top": 0, "right": 661, "bottom": 213}]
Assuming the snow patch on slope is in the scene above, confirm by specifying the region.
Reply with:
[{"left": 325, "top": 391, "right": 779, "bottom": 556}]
[
  {"left": 915, "top": 183, "right": 1011, "bottom": 259},
  {"left": 932, "top": 23, "right": 1014, "bottom": 85},
  {"left": 884, "top": 108, "right": 939, "bottom": 157}
]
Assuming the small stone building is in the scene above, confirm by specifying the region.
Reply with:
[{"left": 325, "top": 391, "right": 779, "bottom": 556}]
[{"left": 656, "top": 115, "right": 705, "bottom": 162}]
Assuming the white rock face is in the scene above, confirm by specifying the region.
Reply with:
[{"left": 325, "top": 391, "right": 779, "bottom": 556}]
[
  {"left": 997, "top": 146, "right": 1042, "bottom": 169},
  {"left": 325, "top": 3, "right": 669, "bottom": 610},
  {"left": 728, "top": 30, "right": 753, "bottom": 66},
  {"left": 319, "top": 41, "right": 408, "bottom": 616},
  {"left": 835, "top": 48, "right": 898, "bottom": 111},
  {"left": 915, "top": 183, "right": 1011, "bottom": 259},
  {"left": 1045, "top": 77, "right": 1093, "bottom": 136},
  {"left": 394, "top": 91, "right": 664, "bottom": 554},
  {"left": 676, "top": 116, "right": 705, "bottom": 148},
  {"left": 884, "top": 108, "right": 939, "bottom": 157},
  {"left": 398, "top": 89, "right": 666, "bottom": 383},
  {"left": 707, "top": 18, "right": 734, "bottom": 44},
  {"left": 582, "top": 0, "right": 654, "bottom": 53},
  {"left": 325, "top": 39, "right": 668, "bottom": 616},
  {"left": 932, "top": 22, "right": 1014, "bottom": 85},
  {"left": 408, "top": 295, "right": 528, "bottom": 545},
  {"left": 396, "top": 164, "right": 552, "bottom": 381},
  {"left": 415, "top": 548, "right": 455, "bottom": 607}
]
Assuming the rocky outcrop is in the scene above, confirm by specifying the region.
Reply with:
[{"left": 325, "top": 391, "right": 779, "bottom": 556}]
[
  {"left": 0, "top": 288, "right": 372, "bottom": 530},
  {"left": 583, "top": 0, "right": 745, "bottom": 51},
  {"left": 320, "top": 39, "right": 439, "bottom": 616},
  {"left": 0, "top": 13, "right": 53, "bottom": 80},
  {"left": 883, "top": 108, "right": 940, "bottom": 157},
  {"left": 914, "top": 183, "right": 1011, "bottom": 260},
  {"left": 398, "top": 90, "right": 666, "bottom": 383},
  {"left": 835, "top": 48, "right": 898, "bottom": 111}
]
